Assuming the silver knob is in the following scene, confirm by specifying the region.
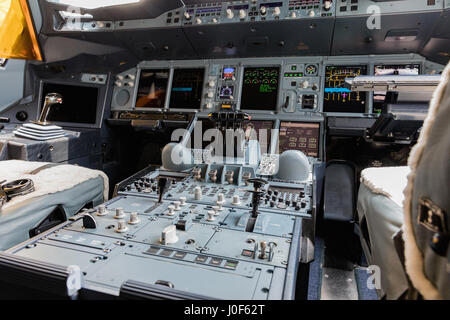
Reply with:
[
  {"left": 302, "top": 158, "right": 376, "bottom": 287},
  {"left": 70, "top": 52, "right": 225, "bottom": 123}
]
[
  {"left": 167, "top": 205, "right": 175, "bottom": 216},
  {"left": 217, "top": 193, "right": 225, "bottom": 204},
  {"left": 226, "top": 8, "right": 234, "bottom": 19},
  {"left": 207, "top": 210, "right": 216, "bottom": 221},
  {"left": 212, "top": 206, "right": 220, "bottom": 216},
  {"left": 194, "top": 186, "right": 202, "bottom": 200},
  {"left": 115, "top": 220, "right": 128, "bottom": 233},
  {"left": 114, "top": 207, "right": 125, "bottom": 219},
  {"left": 96, "top": 204, "right": 107, "bottom": 216},
  {"left": 128, "top": 212, "right": 140, "bottom": 224}
]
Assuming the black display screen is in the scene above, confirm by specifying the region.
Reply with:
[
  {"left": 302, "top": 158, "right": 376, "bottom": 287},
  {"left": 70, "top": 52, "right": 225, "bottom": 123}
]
[
  {"left": 323, "top": 65, "right": 367, "bottom": 113},
  {"left": 243, "top": 120, "right": 274, "bottom": 154},
  {"left": 240, "top": 66, "right": 280, "bottom": 111},
  {"left": 278, "top": 122, "right": 320, "bottom": 157},
  {"left": 187, "top": 119, "right": 273, "bottom": 154},
  {"left": 135, "top": 69, "right": 170, "bottom": 108},
  {"left": 373, "top": 64, "right": 420, "bottom": 113},
  {"left": 169, "top": 68, "right": 205, "bottom": 109},
  {"left": 41, "top": 83, "right": 98, "bottom": 124}
]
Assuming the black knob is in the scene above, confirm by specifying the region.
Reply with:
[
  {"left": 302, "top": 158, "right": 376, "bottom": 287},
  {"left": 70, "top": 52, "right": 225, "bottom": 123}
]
[{"left": 248, "top": 178, "right": 268, "bottom": 191}]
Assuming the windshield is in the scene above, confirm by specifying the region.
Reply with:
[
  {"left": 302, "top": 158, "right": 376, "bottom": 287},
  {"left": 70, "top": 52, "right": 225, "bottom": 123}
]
[{"left": 46, "top": 0, "right": 141, "bottom": 9}]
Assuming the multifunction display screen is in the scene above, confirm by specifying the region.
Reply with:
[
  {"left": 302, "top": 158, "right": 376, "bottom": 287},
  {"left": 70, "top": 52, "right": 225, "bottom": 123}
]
[
  {"left": 240, "top": 66, "right": 280, "bottom": 111},
  {"left": 135, "top": 69, "right": 170, "bottom": 108},
  {"left": 323, "top": 65, "right": 367, "bottom": 113},
  {"left": 243, "top": 120, "right": 274, "bottom": 153},
  {"left": 222, "top": 66, "right": 236, "bottom": 80},
  {"left": 278, "top": 122, "right": 320, "bottom": 157},
  {"left": 169, "top": 68, "right": 205, "bottom": 109}
]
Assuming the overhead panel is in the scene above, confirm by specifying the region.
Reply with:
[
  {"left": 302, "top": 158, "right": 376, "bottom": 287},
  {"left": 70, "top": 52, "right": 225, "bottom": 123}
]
[
  {"left": 332, "top": 0, "right": 444, "bottom": 56},
  {"left": 181, "top": 0, "right": 335, "bottom": 58}
]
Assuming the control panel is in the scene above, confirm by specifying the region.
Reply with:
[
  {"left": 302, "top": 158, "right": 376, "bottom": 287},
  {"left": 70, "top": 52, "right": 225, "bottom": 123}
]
[
  {"left": 116, "top": 166, "right": 313, "bottom": 217},
  {"left": 178, "top": 0, "right": 335, "bottom": 26},
  {"left": 7, "top": 161, "right": 311, "bottom": 299},
  {"left": 111, "top": 54, "right": 430, "bottom": 117}
]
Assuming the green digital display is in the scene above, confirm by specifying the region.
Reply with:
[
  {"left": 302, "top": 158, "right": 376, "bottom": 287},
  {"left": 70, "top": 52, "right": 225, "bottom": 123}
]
[{"left": 241, "top": 66, "right": 280, "bottom": 111}]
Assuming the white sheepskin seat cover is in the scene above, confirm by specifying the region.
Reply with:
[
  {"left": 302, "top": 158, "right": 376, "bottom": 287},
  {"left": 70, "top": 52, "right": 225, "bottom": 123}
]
[
  {"left": 0, "top": 160, "right": 108, "bottom": 211},
  {"left": 402, "top": 62, "right": 450, "bottom": 300}
]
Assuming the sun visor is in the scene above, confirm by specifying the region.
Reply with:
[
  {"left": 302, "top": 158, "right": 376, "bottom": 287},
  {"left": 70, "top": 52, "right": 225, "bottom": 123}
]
[{"left": 0, "top": 0, "right": 43, "bottom": 61}]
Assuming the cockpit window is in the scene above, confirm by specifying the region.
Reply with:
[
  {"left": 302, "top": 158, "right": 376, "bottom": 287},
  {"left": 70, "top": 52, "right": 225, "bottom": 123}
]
[{"left": 46, "top": 0, "right": 141, "bottom": 10}]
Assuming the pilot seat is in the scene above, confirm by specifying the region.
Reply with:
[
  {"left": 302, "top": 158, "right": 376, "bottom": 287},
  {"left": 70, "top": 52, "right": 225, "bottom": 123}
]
[
  {"left": 356, "top": 62, "right": 450, "bottom": 300},
  {"left": 0, "top": 160, "right": 108, "bottom": 250}
]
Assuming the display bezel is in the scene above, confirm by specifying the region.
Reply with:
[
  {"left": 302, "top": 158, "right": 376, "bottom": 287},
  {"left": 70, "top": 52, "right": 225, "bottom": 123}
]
[
  {"left": 277, "top": 121, "right": 321, "bottom": 158},
  {"left": 134, "top": 68, "right": 171, "bottom": 110},
  {"left": 322, "top": 64, "right": 368, "bottom": 114},
  {"left": 168, "top": 67, "right": 206, "bottom": 111},
  {"left": 38, "top": 80, "right": 106, "bottom": 128},
  {"left": 240, "top": 65, "right": 281, "bottom": 112}
]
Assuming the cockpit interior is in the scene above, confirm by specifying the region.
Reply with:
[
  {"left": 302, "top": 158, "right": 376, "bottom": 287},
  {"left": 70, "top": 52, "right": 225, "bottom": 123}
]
[{"left": 0, "top": 0, "right": 449, "bottom": 302}]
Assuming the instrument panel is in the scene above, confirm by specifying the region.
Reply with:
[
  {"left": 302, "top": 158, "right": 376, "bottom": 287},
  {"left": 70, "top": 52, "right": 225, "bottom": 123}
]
[
  {"left": 112, "top": 54, "right": 430, "bottom": 116},
  {"left": 108, "top": 54, "right": 433, "bottom": 160}
]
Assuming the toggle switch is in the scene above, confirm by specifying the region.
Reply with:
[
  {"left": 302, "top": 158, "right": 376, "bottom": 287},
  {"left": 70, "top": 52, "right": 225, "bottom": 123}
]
[
  {"left": 160, "top": 225, "right": 178, "bottom": 244},
  {"left": 259, "top": 241, "right": 267, "bottom": 259}
]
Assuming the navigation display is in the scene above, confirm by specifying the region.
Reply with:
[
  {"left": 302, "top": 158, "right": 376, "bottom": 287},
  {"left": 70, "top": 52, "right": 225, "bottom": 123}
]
[
  {"left": 240, "top": 66, "right": 280, "bottom": 111},
  {"left": 324, "top": 65, "right": 367, "bottom": 113},
  {"left": 169, "top": 68, "right": 205, "bottom": 109},
  {"left": 136, "top": 69, "right": 170, "bottom": 108},
  {"left": 373, "top": 64, "right": 420, "bottom": 113},
  {"left": 278, "top": 122, "right": 320, "bottom": 157}
]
